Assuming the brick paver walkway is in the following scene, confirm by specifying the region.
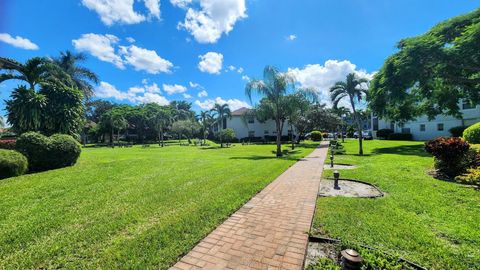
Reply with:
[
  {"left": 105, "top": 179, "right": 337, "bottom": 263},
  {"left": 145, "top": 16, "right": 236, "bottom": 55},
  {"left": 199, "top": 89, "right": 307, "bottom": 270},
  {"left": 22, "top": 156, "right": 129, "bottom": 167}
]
[{"left": 171, "top": 143, "right": 328, "bottom": 270}]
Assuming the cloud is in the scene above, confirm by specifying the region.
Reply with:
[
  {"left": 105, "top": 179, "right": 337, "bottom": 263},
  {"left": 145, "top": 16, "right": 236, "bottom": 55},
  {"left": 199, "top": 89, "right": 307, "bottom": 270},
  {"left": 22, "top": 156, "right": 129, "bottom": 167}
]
[
  {"left": 189, "top": 81, "right": 201, "bottom": 88},
  {"left": 126, "top": 37, "right": 136, "bottom": 43},
  {"left": 163, "top": 83, "right": 187, "bottom": 95},
  {"left": 0, "top": 33, "right": 39, "bottom": 50},
  {"left": 120, "top": 45, "right": 173, "bottom": 74},
  {"left": 241, "top": 75, "right": 250, "bottom": 81},
  {"left": 95, "top": 81, "right": 169, "bottom": 105},
  {"left": 198, "top": 90, "right": 208, "bottom": 97},
  {"left": 81, "top": 0, "right": 161, "bottom": 25},
  {"left": 170, "top": 0, "right": 192, "bottom": 8},
  {"left": 73, "top": 33, "right": 124, "bottom": 69},
  {"left": 177, "top": 0, "right": 247, "bottom": 43},
  {"left": 286, "top": 34, "right": 297, "bottom": 41},
  {"left": 288, "top": 59, "right": 375, "bottom": 104},
  {"left": 198, "top": 52, "right": 223, "bottom": 74},
  {"left": 183, "top": 93, "right": 192, "bottom": 99},
  {"left": 195, "top": 97, "right": 250, "bottom": 111},
  {"left": 237, "top": 67, "right": 243, "bottom": 73}
]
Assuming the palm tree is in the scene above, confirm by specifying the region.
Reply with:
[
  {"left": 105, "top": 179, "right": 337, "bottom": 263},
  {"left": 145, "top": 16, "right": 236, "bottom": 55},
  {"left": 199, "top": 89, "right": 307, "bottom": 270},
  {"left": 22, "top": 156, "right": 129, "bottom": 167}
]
[
  {"left": 198, "top": 110, "right": 213, "bottom": 144},
  {"left": 211, "top": 103, "right": 231, "bottom": 147},
  {"left": 54, "top": 51, "right": 99, "bottom": 100},
  {"left": 246, "top": 66, "right": 296, "bottom": 157},
  {"left": 112, "top": 114, "right": 128, "bottom": 145},
  {"left": 0, "top": 57, "right": 62, "bottom": 90},
  {"left": 149, "top": 109, "right": 172, "bottom": 147},
  {"left": 330, "top": 73, "right": 369, "bottom": 155},
  {"left": 5, "top": 85, "right": 47, "bottom": 133}
]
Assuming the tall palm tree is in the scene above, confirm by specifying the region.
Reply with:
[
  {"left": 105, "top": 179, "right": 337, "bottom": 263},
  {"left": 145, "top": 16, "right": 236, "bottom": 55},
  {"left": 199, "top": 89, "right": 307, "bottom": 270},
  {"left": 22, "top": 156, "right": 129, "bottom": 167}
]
[
  {"left": 211, "top": 103, "right": 231, "bottom": 147},
  {"left": 5, "top": 85, "right": 47, "bottom": 133},
  {"left": 330, "top": 73, "right": 369, "bottom": 155},
  {"left": 245, "top": 66, "right": 296, "bottom": 157},
  {"left": 198, "top": 110, "right": 213, "bottom": 144},
  {"left": 54, "top": 51, "right": 99, "bottom": 100}
]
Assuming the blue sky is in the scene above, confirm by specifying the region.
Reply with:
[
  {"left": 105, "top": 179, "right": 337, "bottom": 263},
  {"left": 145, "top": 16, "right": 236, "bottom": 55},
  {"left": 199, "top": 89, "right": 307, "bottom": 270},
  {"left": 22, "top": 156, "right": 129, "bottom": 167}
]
[{"left": 0, "top": 0, "right": 478, "bottom": 117}]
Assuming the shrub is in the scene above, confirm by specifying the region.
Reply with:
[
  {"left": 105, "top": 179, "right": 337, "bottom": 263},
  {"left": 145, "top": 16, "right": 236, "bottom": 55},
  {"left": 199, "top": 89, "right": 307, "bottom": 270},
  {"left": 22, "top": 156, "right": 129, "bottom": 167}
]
[
  {"left": 449, "top": 125, "right": 468, "bottom": 137},
  {"left": 16, "top": 132, "right": 81, "bottom": 172},
  {"left": 455, "top": 168, "right": 480, "bottom": 189},
  {"left": 377, "top": 128, "right": 393, "bottom": 139},
  {"left": 425, "top": 137, "right": 471, "bottom": 178},
  {"left": 311, "top": 131, "right": 323, "bottom": 141},
  {"left": 217, "top": 128, "right": 236, "bottom": 143},
  {"left": 322, "top": 132, "right": 329, "bottom": 139},
  {"left": 387, "top": 133, "right": 412, "bottom": 140},
  {"left": 0, "top": 149, "right": 28, "bottom": 179},
  {"left": 463, "top": 122, "right": 480, "bottom": 143},
  {"left": 0, "top": 139, "right": 16, "bottom": 150}
]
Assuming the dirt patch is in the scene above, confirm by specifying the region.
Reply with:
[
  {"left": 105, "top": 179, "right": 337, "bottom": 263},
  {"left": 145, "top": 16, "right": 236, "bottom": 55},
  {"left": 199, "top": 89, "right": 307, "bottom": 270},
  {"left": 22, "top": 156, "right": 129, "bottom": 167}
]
[
  {"left": 318, "top": 179, "right": 383, "bottom": 198},
  {"left": 305, "top": 241, "right": 338, "bottom": 267}
]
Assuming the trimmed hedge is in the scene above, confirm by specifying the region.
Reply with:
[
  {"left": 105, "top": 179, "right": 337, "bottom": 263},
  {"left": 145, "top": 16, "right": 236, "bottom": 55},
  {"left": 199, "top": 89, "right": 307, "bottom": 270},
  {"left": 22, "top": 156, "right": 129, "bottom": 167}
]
[
  {"left": 387, "top": 133, "right": 412, "bottom": 140},
  {"left": 377, "top": 129, "right": 393, "bottom": 139},
  {"left": 311, "top": 131, "right": 323, "bottom": 141},
  {"left": 0, "top": 149, "right": 28, "bottom": 179},
  {"left": 16, "top": 132, "right": 81, "bottom": 172},
  {"left": 463, "top": 122, "right": 480, "bottom": 144}
]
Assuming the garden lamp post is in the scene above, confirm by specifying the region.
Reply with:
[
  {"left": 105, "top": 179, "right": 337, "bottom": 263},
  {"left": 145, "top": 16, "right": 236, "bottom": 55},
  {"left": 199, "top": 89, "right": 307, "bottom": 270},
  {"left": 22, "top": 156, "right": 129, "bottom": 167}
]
[
  {"left": 340, "top": 249, "right": 363, "bottom": 270},
  {"left": 330, "top": 153, "right": 334, "bottom": 168},
  {"left": 333, "top": 170, "right": 340, "bottom": 190}
]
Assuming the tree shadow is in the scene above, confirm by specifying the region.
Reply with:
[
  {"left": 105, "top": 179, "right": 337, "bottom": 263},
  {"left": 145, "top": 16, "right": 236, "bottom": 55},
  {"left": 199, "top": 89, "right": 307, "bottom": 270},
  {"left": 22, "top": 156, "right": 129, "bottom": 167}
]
[{"left": 371, "top": 144, "right": 430, "bottom": 157}]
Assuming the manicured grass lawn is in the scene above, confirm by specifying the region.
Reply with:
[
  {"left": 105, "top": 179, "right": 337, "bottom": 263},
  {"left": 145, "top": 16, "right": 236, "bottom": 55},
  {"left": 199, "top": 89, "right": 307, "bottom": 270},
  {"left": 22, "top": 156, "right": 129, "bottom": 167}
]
[
  {"left": 313, "top": 140, "right": 480, "bottom": 270},
  {"left": 0, "top": 142, "right": 317, "bottom": 269}
]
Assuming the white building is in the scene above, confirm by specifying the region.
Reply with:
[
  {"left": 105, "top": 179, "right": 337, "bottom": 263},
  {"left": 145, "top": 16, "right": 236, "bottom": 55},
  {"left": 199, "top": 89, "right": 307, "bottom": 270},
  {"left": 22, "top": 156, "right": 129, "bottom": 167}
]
[
  {"left": 372, "top": 102, "right": 480, "bottom": 141},
  {"left": 216, "top": 107, "right": 293, "bottom": 140}
]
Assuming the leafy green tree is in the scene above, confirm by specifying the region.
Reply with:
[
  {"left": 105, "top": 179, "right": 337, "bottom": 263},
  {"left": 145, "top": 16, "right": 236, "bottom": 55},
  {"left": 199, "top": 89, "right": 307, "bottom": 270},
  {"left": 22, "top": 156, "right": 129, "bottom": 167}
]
[
  {"left": 54, "top": 51, "right": 99, "bottom": 100},
  {"left": 284, "top": 93, "right": 314, "bottom": 149},
  {"left": 211, "top": 103, "right": 232, "bottom": 147},
  {"left": 170, "top": 100, "right": 194, "bottom": 120},
  {"left": 171, "top": 120, "right": 201, "bottom": 144},
  {"left": 217, "top": 128, "right": 236, "bottom": 146},
  {"left": 246, "top": 65, "right": 317, "bottom": 156},
  {"left": 5, "top": 85, "right": 47, "bottom": 134},
  {"left": 330, "top": 73, "right": 368, "bottom": 155},
  {"left": 145, "top": 103, "right": 172, "bottom": 147},
  {"left": 86, "top": 100, "right": 114, "bottom": 123},
  {"left": 369, "top": 8, "right": 480, "bottom": 123},
  {"left": 40, "top": 84, "right": 84, "bottom": 137}
]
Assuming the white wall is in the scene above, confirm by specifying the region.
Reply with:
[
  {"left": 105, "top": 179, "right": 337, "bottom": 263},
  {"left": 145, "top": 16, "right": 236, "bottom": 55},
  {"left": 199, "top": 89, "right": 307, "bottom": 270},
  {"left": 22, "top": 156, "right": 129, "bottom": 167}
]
[
  {"left": 226, "top": 116, "right": 293, "bottom": 139},
  {"left": 374, "top": 105, "right": 480, "bottom": 141}
]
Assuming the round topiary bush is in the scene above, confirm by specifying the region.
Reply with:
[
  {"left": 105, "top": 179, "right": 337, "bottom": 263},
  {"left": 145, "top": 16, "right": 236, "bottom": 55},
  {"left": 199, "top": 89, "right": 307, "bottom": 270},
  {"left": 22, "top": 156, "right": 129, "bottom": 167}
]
[
  {"left": 463, "top": 122, "right": 480, "bottom": 144},
  {"left": 16, "top": 132, "right": 81, "bottom": 172},
  {"left": 0, "top": 149, "right": 28, "bottom": 179},
  {"left": 48, "top": 134, "right": 82, "bottom": 168},
  {"left": 310, "top": 131, "right": 323, "bottom": 141}
]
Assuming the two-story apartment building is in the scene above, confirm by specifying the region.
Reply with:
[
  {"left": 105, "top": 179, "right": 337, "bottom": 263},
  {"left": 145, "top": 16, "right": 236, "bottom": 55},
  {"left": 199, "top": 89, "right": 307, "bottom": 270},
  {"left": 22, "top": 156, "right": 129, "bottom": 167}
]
[
  {"left": 214, "top": 107, "right": 294, "bottom": 139},
  {"left": 371, "top": 102, "right": 480, "bottom": 140}
]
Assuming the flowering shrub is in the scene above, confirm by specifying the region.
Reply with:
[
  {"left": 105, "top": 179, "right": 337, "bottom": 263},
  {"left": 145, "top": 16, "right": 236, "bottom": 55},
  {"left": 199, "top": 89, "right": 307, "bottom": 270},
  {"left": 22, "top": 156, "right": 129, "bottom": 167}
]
[
  {"left": 455, "top": 168, "right": 480, "bottom": 189},
  {"left": 425, "top": 137, "right": 471, "bottom": 178},
  {"left": 0, "top": 139, "right": 16, "bottom": 150}
]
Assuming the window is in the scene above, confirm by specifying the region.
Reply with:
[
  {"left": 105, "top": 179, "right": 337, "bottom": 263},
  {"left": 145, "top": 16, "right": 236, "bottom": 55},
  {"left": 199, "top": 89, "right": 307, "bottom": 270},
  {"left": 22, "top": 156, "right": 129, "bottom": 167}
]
[
  {"left": 247, "top": 117, "right": 255, "bottom": 124},
  {"left": 264, "top": 130, "right": 269, "bottom": 135},
  {"left": 248, "top": 131, "right": 255, "bottom": 137},
  {"left": 437, "top": 123, "right": 444, "bottom": 131},
  {"left": 462, "top": 101, "right": 475, "bottom": 110},
  {"left": 401, "top": 128, "right": 410, "bottom": 134},
  {"left": 420, "top": 124, "right": 425, "bottom": 132}
]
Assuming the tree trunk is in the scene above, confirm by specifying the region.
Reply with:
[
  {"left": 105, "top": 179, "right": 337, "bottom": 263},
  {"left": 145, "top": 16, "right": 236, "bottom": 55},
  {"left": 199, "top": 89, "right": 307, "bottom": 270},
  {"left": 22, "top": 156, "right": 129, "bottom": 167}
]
[
  {"left": 160, "top": 129, "right": 164, "bottom": 147},
  {"left": 110, "top": 127, "right": 114, "bottom": 147},
  {"left": 117, "top": 129, "right": 120, "bottom": 144},
  {"left": 275, "top": 117, "right": 282, "bottom": 157},
  {"left": 290, "top": 123, "right": 295, "bottom": 150},
  {"left": 350, "top": 98, "right": 363, "bottom": 155}
]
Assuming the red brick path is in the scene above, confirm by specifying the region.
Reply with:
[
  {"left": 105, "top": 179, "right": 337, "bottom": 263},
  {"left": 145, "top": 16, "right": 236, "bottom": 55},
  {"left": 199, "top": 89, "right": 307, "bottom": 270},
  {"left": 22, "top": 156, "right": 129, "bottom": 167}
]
[{"left": 171, "top": 143, "right": 328, "bottom": 270}]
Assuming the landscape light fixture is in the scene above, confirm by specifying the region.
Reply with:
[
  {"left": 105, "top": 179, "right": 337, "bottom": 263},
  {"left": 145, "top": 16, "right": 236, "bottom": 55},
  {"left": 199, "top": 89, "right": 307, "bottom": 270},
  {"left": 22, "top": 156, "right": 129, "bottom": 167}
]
[
  {"left": 333, "top": 170, "right": 340, "bottom": 190},
  {"left": 340, "top": 249, "right": 363, "bottom": 270}
]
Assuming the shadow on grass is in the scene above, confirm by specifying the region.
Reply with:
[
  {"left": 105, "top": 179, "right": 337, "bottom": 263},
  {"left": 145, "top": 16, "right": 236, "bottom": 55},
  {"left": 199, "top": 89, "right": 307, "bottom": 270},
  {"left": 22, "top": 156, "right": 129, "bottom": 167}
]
[{"left": 371, "top": 144, "right": 430, "bottom": 157}]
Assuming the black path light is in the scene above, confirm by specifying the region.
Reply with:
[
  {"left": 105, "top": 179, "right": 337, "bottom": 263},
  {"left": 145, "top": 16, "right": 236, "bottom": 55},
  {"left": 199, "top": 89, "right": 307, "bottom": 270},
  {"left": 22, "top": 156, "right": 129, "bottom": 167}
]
[
  {"left": 340, "top": 249, "right": 363, "bottom": 270},
  {"left": 333, "top": 170, "right": 340, "bottom": 190}
]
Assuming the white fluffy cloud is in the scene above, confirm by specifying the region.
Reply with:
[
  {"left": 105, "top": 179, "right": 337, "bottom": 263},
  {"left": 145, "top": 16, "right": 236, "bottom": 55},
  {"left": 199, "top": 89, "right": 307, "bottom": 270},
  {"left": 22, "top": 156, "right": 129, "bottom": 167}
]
[
  {"left": 81, "top": 0, "right": 161, "bottom": 25},
  {"left": 195, "top": 97, "right": 250, "bottom": 111},
  {"left": 126, "top": 37, "right": 136, "bottom": 43},
  {"left": 120, "top": 45, "right": 173, "bottom": 74},
  {"left": 73, "top": 33, "right": 124, "bottom": 68},
  {"left": 0, "top": 33, "right": 39, "bottom": 50},
  {"left": 198, "top": 90, "right": 208, "bottom": 97},
  {"left": 177, "top": 0, "right": 247, "bottom": 43},
  {"left": 286, "top": 34, "right": 297, "bottom": 41},
  {"left": 95, "top": 81, "right": 169, "bottom": 105},
  {"left": 170, "top": 0, "right": 192, "bottom": 8},
  {"left": 163, "top": 84, "right": 187, "bottom": 95},
  {"left": 241, "top": 75, "right": 250, "bottom": 81},
  {"left": 288, "top": 60, "right": 375, "bottom": 102},
  {"left": 183, "top": 93, "right": 192, "bottom": 99},
  {"left": 198, "top": 52, "right": 223, "bottom": 74}
]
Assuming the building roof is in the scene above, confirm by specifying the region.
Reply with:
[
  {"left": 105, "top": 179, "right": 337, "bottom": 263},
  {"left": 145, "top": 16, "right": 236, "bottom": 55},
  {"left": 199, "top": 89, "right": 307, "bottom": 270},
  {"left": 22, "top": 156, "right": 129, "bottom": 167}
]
[{"left": 231, "top": 107, "right": 252, "bottom": 116}]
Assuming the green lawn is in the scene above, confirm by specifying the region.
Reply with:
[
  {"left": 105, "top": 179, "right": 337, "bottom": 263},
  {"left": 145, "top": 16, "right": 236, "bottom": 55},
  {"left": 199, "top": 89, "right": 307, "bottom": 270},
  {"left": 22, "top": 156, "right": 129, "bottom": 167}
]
[
  {"left": 313, "top": 140, "right": 480, "bottom": 270},
  {"left": 0, "top": 142, "right": 317, "bottom": 269}
]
